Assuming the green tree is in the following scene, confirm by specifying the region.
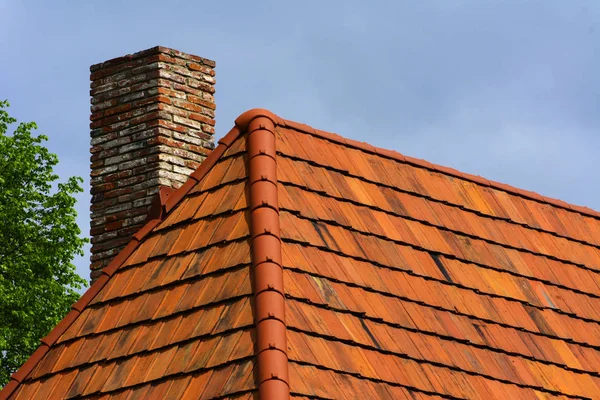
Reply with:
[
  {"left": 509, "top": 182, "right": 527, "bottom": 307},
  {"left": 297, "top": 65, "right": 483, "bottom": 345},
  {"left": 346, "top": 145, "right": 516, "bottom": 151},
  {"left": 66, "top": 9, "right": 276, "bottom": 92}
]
[{"left": 0, "top": 100, "right": 87, "bottom": 386}]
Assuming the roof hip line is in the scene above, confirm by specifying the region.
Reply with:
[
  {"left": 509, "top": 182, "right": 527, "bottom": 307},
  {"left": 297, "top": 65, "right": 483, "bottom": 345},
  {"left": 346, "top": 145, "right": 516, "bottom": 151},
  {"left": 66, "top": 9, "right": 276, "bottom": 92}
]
[{"left": 235, "top": 109, "right": 291, "bottom": 399}]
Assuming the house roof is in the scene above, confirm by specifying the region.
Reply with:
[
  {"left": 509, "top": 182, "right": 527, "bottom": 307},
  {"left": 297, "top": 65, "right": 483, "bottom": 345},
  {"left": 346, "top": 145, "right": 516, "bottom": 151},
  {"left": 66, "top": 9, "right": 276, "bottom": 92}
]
[{"left": 3, "top": 109, "right": 600, "bottom": 399}]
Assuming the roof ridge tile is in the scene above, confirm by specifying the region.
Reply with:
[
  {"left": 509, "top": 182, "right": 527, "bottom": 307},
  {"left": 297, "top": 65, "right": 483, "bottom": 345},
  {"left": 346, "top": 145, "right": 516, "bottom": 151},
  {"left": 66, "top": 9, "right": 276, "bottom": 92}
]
[{"left": 239, "top": 111, "right": 291, "bottom": 399}]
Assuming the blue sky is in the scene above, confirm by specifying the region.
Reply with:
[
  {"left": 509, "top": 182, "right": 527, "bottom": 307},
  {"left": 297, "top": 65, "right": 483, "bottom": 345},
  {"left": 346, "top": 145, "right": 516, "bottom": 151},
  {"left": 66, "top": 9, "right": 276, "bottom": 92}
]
[{"left": 2, "top": 0, "right": 599, "bottom": 284}]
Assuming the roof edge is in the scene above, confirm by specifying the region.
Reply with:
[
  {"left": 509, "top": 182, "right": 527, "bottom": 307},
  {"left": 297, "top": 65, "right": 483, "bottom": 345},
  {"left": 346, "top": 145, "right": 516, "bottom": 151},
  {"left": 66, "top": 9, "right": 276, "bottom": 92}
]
[
  {"left": 276, "top": 118, "right": 600, "bottom": 220},
  {"left": 0, "top": 125, "right": 244, "bottom": 400},
  {"left": 240, "top": 110, "right": 291, "bottom": 399}
]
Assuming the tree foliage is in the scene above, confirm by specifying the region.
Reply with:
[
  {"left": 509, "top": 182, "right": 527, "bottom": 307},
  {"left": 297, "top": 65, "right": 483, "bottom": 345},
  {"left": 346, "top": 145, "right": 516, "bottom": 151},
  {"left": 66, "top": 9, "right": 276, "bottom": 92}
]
[{"left": 0, "top": 100, "right": 87, "bottom": 386}]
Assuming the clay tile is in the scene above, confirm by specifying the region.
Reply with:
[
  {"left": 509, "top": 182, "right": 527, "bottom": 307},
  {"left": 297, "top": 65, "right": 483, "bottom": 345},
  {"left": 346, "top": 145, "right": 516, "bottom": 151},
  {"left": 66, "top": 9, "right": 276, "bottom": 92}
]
[
  {"left": 189, "top": 143, "right": 228, "bottom": 182},
  {"left": 344, "top": 138, "right": 377, "bottom": 154},
  {"left": 552, "top": 198, "right": 571, "bottom": 209},
  {"left": 521, "top": 188, "right": 545, "bottom": 202},
  {"left": 252, "top": 235, "right": 283, "bottom": 266},
  {"left": 576, "top": 205, "right": 599, "bottom": 217},
  {"left": 468, "top": 174, "right": 492, "bottom": 187},
  {"left": 147, "top": 186, "right": 176, "bottom": 220},
  {"left": 514, "top": 188, "right": 530, "bottom": 198},
  {"left": 432, "top": 164, "right": 460, "bottom": 177},
  {"left": 158, "top": 186, "right": 175, "bottom": 205},
  {"left": 40, "top": 310, "right": 80, "bottom": 347},
  {"left": 569, "top": 205, "right": 584, "bottom": 215},
  {"left": 412, "top": 157, "right": 435, "bottom": 170},
  {"left": 92, "top": 273, "right": 110, "bottom": 289},
  {"left": 343, "top": 137, "right": 358, "bottom": 147},
  {"left": 252, "top": 262, "right": 285, "bottom": 295},
  {"left": 564, "top": 202, "right": 578, "bottom": 212},
  {"left": 72, "top": 274, "right": 110, "bottom": 312},
  {"left": 10, "top": 345, "right": 50, "bottom": 383},
  {"left": 368, "top": 143, "right": 380, "bottom": 154},
  {"left": 165, "top": 178, "right": 198, "bottom": 213},
  {"left": 102, "top": 240, "right": 139, "bottom": 277},
  {"left": 247, "top": 145, "right": 277, "bottom": 161},
  {"left": 342, "top": 138, "right": 355, "bottom": 148},
  {"left": 313, "top": 129, "right": 342, "bottom": 145},
  {"left": 250, "top": 181, "right": 279, "bottom": 211},
  {"left": 251, "top": 208, "right": 281, "bottom": 239},
  {"left": 133, "top": 219, "right": 162, "bottom": 242},
  {"left": 403, "top": 155, "right": 425, "bottom": 168},
  {"left": 282, "top": 120, "right": 316, "bottom": 135},
  {"left": 378, "top": 148, "right": 406, "bottom": 162},
  {"left": 258, "top": 379, "right": 290, "bottom": 398},
  {"left": 455, "top": 171, "right": 472, "bottom": 183},
  {"left": 249, "top": 120, "right": 276, "bottom": 137},
  {"left": 256, "top": 349, "right": 289, "bottom": 385},
  {"left": 256, "top": 319, "right": 287, "bottom": 354},
  {"left": 235, "top": 109, "right": 279, "bottom": 132},
  {"left": 247, "top": 129, "right": 276, "bottom": 159},
  {"left": 218, "top": 126, "right": 242, "bottom": 147},
  {"left": 254, "top": 291, "right": 285, "bottom": 323},
  {"left": 248, "top": 118, "right": 276, "bottom": 137},
  {"left": 248, "top": 158, "right": 277, "bottom": 186},
  {"left": 0, "top": 379, "right": 19, "bottom": 399},
  {"left": 490, "top": 181, "right": 513, "bottom": 193}
]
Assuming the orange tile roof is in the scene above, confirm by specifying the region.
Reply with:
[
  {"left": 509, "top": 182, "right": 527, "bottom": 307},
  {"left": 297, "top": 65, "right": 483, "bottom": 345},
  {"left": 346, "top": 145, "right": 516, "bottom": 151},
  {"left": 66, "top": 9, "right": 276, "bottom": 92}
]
[{"left": 3, "top": 109, "right": 600, "bottom": 399}]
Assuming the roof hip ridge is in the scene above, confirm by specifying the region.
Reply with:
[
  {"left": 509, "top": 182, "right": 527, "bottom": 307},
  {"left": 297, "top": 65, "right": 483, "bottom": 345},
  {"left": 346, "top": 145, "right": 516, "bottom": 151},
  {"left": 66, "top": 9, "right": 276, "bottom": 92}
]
[{"left": 236, "top": 109, "right": 291, "bottom": 399}]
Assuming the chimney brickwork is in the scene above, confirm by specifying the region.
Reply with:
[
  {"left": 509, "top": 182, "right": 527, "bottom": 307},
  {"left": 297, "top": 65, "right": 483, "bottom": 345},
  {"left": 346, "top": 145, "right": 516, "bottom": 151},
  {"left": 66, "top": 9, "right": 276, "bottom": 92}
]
[{"left": 89, "top": 46, "right": 216, "bottom": 281}]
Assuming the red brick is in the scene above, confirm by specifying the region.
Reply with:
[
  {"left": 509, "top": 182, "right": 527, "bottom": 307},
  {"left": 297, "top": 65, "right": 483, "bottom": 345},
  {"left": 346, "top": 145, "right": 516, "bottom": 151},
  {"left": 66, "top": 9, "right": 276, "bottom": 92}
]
[
  {"left": 188, "top": 113, "right": 215, "bottom": 125},
  {"left": 187, "top": 94, "right": 216, "bottom": 110},
  {"left": 172, "top": 99, "right": 203, "bottom": 113},
  {"left": 105, "top": 221, "right": 123, "bottom": 231}
]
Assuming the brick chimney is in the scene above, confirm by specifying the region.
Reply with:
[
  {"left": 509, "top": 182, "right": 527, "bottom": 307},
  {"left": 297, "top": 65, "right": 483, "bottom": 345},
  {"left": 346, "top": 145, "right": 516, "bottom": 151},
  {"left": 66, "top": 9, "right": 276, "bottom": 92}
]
[{"left": 89, "top": 46, "right": 215, "bottom": 281}]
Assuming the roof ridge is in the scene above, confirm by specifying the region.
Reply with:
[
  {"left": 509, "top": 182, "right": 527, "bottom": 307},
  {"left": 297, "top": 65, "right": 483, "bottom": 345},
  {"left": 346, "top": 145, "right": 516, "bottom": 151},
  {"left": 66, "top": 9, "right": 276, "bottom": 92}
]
[
  {"left": 235, "top": 109, "right": 290, "bottom": 399},
  {"left": 0, "top": 120, "right": 244, "bottom": 400},
  {"left": 276, "top": 119, "right": 600, "bottom": 220}
]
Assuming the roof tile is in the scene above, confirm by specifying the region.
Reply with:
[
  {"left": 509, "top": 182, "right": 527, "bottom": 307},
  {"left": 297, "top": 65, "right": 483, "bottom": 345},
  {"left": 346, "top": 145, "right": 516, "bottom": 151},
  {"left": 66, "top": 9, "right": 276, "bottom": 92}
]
[
  {"left": 5, "top": 111, "right": 600, "bottom": 399},
  {"left": 272, "top": 123, "right": 600, "bottom": 399}
]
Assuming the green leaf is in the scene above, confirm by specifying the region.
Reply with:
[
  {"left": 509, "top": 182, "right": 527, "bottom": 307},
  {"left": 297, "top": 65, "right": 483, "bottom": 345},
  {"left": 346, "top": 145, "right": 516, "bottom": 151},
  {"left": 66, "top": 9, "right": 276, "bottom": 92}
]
[{"left": 0, "top": 100, "right": 88, "bottom": 386}]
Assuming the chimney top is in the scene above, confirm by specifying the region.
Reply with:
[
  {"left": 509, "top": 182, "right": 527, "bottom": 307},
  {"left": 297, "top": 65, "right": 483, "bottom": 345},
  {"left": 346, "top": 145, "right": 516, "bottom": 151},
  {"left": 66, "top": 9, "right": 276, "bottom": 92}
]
[{"left": 89, "top": 46, "right": 216, "bottom": 281}]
